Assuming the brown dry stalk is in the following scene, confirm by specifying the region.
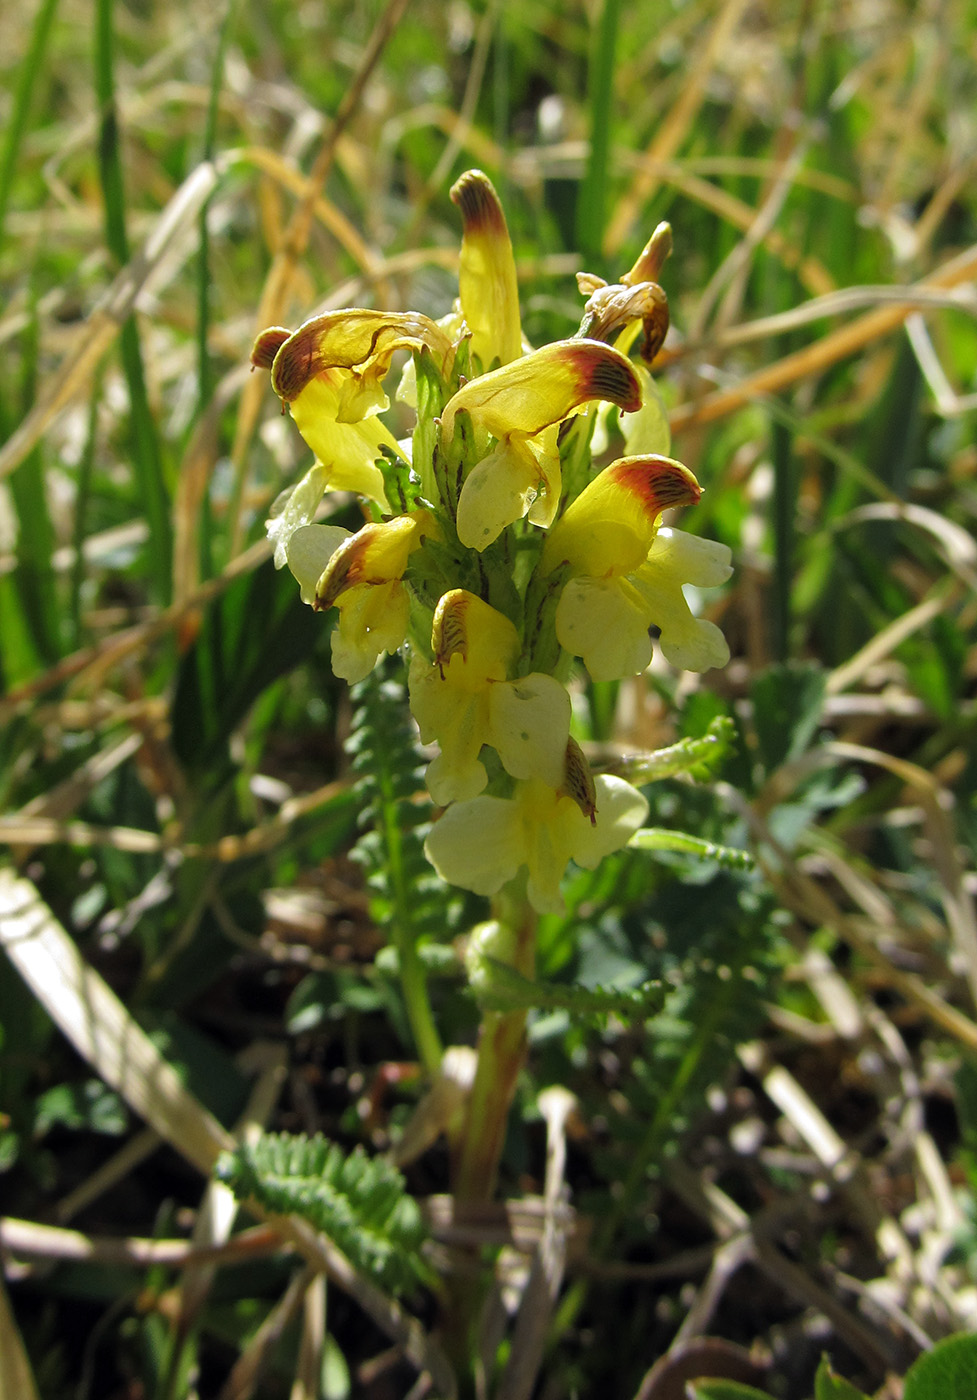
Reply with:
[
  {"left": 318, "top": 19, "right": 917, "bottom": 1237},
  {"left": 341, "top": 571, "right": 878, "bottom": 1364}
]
[{"left": 669, "top": 240, "right": 977, "bottom": 433}]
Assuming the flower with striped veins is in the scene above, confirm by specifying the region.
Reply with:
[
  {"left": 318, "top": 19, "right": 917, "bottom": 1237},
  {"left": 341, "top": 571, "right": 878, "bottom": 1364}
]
[
  {"left": 541, "top": 455, "right": 732, "bottom": 681},
  {"left": 285, "top": 510, "right": 437, "bottom": 683},
  {"left": 424, "top": 737, "right": 649, "bottom": 914},
  {"left": 252, "top": 313, "right": 453, "bottom": 563},
  {"left": 408, "top": 589, "right": 571, "bottom": 805},
  {"left": 440, "top": 340, "right": 642, "bottom": 551}
]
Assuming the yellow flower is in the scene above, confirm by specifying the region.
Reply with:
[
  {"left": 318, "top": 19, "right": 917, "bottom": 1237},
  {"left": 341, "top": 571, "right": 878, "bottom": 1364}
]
[
  {"left": 408, "top": 590, "right": 571, "bottom": 804},
  {"left": 440, "top": 340, "right": 642, "bottom": 551},
  {"left": 541, "top": 456, "right": 732, "bottom": 680},
  {"left": 450, "top": 169, "right": 523, "bottom": 370},
  {"left": 285, "top": 511, "right": 437, "bottom": 683},
  {"left": 253, "top": 311, "right": 454, "bottom": 559},
  {"left": 424, "top": 738, "right": 649, "bottom": 913}
]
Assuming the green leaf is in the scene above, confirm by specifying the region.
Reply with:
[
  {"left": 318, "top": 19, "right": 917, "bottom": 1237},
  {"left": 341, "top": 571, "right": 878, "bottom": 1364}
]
[
  {"left": 617, "top": 715, "right": 737, "bottom": 785},
  {"left": 34, "top": 1080, "right": 128, "bottom": 1136},
  {"left": 216, "top": 1133, "right": 431, "bottom": 1296},
  {"left": 629, "top": 828, "right": 754, "bottom": 870},
  {"left": 691, "top": 1382, "right": 772, "bottom": 1400},
  {"left": 0, "top": 0, "right": 60, "bottom": 245},
  {"left": 94, "top": 0, "right": 172, "bottom": 598},
  {"left": 814, "top": 1354, "right": 871, "bottom": 1400},
  {"left": 170, "top": 559, "right": 322, "bottom": 779},
  {"left": 751, "top": 663, "right": 826, "bottom": 772},
  {"left": 903, "top": 1334, "right": 977, "bottom": 1400},
  {"left": 576, "top": 0, "right": 620, "bottom": 261}
]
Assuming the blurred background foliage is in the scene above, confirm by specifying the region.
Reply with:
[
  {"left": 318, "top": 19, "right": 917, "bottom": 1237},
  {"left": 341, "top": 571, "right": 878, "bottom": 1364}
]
[{"left": 1, "top": 0, "right": 976, "bottom": 1396}]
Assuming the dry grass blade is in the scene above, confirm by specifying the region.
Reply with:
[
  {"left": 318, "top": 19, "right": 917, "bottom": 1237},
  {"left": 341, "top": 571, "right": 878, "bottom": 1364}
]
[
  {"left": 217, "top": 1264, "right": 315, "bottom": 1400},
  {"left": 670, "top": 241, "right": 977, "bottom": 433},
  {"left": 496, "top": 1088, "right": 576, "bottom": 1400},
  {"left": 0, "top": 873, "right": 455, "bottom": 1393},
  {"left": 0, "top": 1218, "right": 283, "bottom": 1269},
  {"left": 605, "top": 0, "right": 753, "bottom": 253},
  {"left": 0, "top": 159, "right": 222, "bottom": 483},
  {"left": 0, "top": 869, "right": 233, "bottom": 1175},
  {"left": 229, "top": 0, "right": 412, "bottom": 550},
  {"left": 0, "top": 536, "right": 272, "bottom": 724},
  {"left": 826, "top": 585, "right": 957, "bottom": 696},
  {"left": 824, "top": 742, "right": 977, "bottom": 1017},
  {"left": 174, "top": 1043, "right": 290, "bottom": 1334},
  {"left": 726, "top": 790, "right": 977, "bottom": 1054},
  {"left": 290, "top": 1272, "right": 326, "bottom": 1400}
]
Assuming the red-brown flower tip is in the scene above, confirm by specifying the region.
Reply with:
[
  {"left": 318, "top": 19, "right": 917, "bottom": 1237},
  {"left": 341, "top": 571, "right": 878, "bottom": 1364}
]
[
  {"left": 450, "top": 169, "right": 509, "bottom": 239},
  {"left": 251, "top": 326, "right": 291, "bottom": 371},
  {"left": 561, "top": 737, "right": 597, "bottom": 824},
  {"left": 609, "top": 456, "right": 702, "bottom": 515},
  {"left": 313, "top": 534, "right": 363, "bottom": 610},
  {"left": 573, "top": 343, "right": 643, "bottom": 414},
  {"left": 270, "top": 323, "right": 323, "bottom": 402},
  {"left": 622, "top": 222, "right": 673, "bottom": 287}
]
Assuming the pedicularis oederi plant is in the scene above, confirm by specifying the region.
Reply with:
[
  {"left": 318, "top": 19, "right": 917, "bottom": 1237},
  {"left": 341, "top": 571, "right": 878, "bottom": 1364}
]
[{"left": 251, "top": 170, "right": 732, "bottom": 1206}]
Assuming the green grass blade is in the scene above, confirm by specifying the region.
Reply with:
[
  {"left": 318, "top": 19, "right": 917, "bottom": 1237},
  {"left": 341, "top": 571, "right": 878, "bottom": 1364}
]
[
  {"left": 0, "top": 0, "right": 60, "bottom": 247},
  {"left": 576, "top": 0, "right": 621, "bottom": 263},
  {"left": 94, "top": 0, "right": 173, "bottom": 601},
  {"left": 196, "top": 0, "right": 236, "bottom": 420},
  {"left": 69, "top": 382, "right": 101, "bottom": 647}
]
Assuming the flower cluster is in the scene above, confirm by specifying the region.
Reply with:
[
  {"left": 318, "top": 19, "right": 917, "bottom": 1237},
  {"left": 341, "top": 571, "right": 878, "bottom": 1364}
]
[{"left": 252, "top": 171, "right": 731, "bottom": 913}]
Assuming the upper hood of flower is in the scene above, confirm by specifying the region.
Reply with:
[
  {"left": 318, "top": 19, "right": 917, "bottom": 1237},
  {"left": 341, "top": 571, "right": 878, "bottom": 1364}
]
[
  {"left": 256, "top": 309, "right": 455, "bottom": 423},
  {"left": 451, "top": 169, "right": 523, "bottom": 370},
  {"left": 541, "top": 454, "right": 702, "bottom": 577},
  {"left": 440, "top": 339, "right": 642, "bottom": 442}
]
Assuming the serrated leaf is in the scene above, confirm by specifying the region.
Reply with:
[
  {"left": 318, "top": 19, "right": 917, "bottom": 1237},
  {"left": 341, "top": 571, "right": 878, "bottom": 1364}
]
[
  {"left": 469, "top": 955, "right": 664, "bottom": 1020},
  {"left": 216, "top": 1132, "right": 431, "bottom": 1296}
]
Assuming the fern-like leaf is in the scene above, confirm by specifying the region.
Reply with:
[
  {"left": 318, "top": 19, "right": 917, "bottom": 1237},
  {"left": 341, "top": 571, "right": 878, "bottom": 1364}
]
[
  {"left": 629, "top": 827, "right": 754, "bottom": 870},
  {"left": 468, "top": 953, "right": 665, "bottom": 1021},
  {"left": 216, "top": 1133, "right": 431, "bottom": 1295},
  {"left": 348, "top": 672, "right": 451, "bottom": 948},
  {"left": 615, "top": 715, "right": 736, "bottom": 785}
]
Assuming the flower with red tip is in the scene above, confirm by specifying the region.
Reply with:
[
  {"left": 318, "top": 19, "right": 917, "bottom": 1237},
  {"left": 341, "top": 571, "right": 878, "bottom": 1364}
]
[
  {"left": 541, "top": 456, "right": 732, "bottom": 680},
  {"left": 450, "top": 169, "right": 523, "bottom": 370},
  {"left": 440, "top": 340, "right": 642, "bottom": 550},
  {"left": 285, "top": 510, "right": 437, "bottom": 683}
]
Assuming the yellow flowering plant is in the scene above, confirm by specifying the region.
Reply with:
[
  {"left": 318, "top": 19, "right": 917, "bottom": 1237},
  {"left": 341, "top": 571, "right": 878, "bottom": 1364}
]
[{"left": 251, "top": 170, "right": 732, "bottom": 1211}]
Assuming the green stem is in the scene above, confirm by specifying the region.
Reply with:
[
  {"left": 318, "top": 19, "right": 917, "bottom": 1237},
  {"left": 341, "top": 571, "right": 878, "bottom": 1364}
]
[
  {"left": 453, "top": 886, "right": 536, "bottom": 1202},
  {"left": 374, "top": 740, "right": 442, "bottom": 1078},
  {"left": 397, "top": 933, "right": 443, "bottom": 1080}
]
